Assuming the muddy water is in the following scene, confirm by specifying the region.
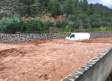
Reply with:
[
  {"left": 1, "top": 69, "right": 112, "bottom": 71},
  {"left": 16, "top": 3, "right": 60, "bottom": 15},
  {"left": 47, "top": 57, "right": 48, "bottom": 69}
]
[{"left": 0, "top": 37, "right": 112, "bottom": 81}]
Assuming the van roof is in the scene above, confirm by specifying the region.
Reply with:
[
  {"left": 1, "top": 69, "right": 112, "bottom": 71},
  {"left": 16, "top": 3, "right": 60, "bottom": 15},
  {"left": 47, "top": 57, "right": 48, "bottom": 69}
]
[{"left": 71, "top": 33, "right": 90, "bottom": 34}]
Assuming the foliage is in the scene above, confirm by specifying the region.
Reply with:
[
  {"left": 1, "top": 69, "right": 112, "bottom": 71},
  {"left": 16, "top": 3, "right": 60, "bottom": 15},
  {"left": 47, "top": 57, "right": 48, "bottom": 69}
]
[
  {"left": 0, "top": 14, "right": 21, "bottom": 34},
  {"left": 79, "top": 14, "right": 87, "bottom": 20},
  {"left": 56, "top": 18, "right": 69, "bottom": 28},
  {"left": 44, "top": 19, "right": 55, "bottom": 30},
  {"left": 89, "top": 3, "right": 95, "bottom": 15},
  {"left": 18, "top": 0, "right": 35, "bottom": 15},
  {"left": 103, "top": 11, "right": 111, "bottom": 18},
  {"left": 20, "top": 20, "right": 27, "bottom": 33},
  {"left": 83, "top": 19, "right": 89, "bottom": 29},
  {"left": 93, "top": 13, "right": 101, "bottom": 18},
  {"left": 64, "top": 25, "right": 72, "bottom": 32},
  {"left": 90, "top": 22, "right": 100, "bottom": 28},
  {"left": 51, "top": 6, "right": 57, "bottom": 17},
  {"left": 64, "top": 0, "right": 74, "bottom": 14},
  {"left": 101, "top": 21, "right": 108, "bottom": 27},
  {"left": 99, "top": 27, "right": 109, "bottom": 31},
  {"left": 0, "top": 13, "right": 4, "bottom": 19},
  {"left": 83, "top": 23, "right": 89, "bottom": 29},
  {"left": 82, "top": 0, "right": 88, "bottom": 11},
  {"left": 90, "top": 15, "right": 99, "bottom": 22},
  {"left": 68, "top": 14, "right": 78, "bottom": 21},
  {"left": 71, "top": 20, "right": 80, "bottom": 30},
  {"left": 61, "top": 18, "right": 69, "bottom": 28},
  {"left": 56, "top": 19, "right": 62, "bottom": 28}
]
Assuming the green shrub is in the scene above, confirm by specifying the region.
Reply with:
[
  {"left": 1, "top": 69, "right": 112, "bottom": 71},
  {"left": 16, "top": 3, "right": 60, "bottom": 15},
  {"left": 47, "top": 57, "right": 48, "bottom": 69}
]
[
  {"left": 93, "top": 14, "right": 101, "bottom": 18},
  {"left": 56, "top": 19, "right": 62, "bottom": 28},
  {"left": 71, "top": 20, "right": 80, "bottom": 30},
  {"left": 0, "top": 14, "right": 21, "bottom": 34},
  {"left": 0, "top": 13, "right": 4, "bottom": 19},
  {"left": 101, "top": 21, "right": 108, "bottom": 27},
  {"left": 100, "top": 27, "right": 109, "bottom": 31},
  {"left": 79, "top": 14, "right": 87, "bottom": 20},
  {"left": 105, "top": 17, "right": 112, "bottom": 22},
  {"left": 83, "top": 19, "right": 89, "bottom": 23},
  {"left": 61, "top": 18, "right": 69, "bottom": 28},
  {"left": 83, "top": 23, "right": 89, "bottom": 29},
  {"left": 44, "top": 19, "right": 55, "bottom": 30},
  {"left": 90, "top": 15, "right": 99, "bottom": 22},
  {"left": 90, "top": 22, "right": 100, "bottom": 28},
  {"left": 64, "top": 25, "right": 72, "bottom": 32},
  {"left": 68, "top": 14, "right": 78, "bottom": 21},
  {"left": 20, "top": 20, "right": 27, "bottom": 33}
]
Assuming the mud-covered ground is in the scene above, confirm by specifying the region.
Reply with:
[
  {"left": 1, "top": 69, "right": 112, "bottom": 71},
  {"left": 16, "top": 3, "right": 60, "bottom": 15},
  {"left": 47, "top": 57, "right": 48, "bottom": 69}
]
[{"left": 0, "top": 37, "right": 112, "bottom": 81}]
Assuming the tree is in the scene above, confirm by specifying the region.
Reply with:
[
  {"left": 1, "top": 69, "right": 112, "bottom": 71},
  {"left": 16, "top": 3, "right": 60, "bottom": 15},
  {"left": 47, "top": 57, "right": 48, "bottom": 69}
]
[
  {"left": 38, "top": 0, "right": 49, "bottom": 7},
  {"left": 82, "top": 0, "right": 88, "bottom": 11},
  {"left": 0, "top": 14, "right": 21, "bottom": 34},
  {"left": 51, "top": 6, "right": 57, "bottom": 17},
  {"left": 64, "top": 0, "right": 74, "bottom": 14},
  {"left": 18, "top": 0, "right": 35, "bottom": 15},
  {"left": 89, "top": 3, "right": 95, "bottom": 15},
  {"left": 79, "top": 0, "right": 83, "bottom": 10},
  {"left": 103, "top": 11, "right": 111, "bottom": 18}
]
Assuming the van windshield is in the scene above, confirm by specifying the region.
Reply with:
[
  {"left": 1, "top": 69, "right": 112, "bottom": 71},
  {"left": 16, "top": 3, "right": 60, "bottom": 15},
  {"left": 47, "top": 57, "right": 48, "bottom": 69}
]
[{"left": 70, "top": 34, "right": 74, "bottom": 38}]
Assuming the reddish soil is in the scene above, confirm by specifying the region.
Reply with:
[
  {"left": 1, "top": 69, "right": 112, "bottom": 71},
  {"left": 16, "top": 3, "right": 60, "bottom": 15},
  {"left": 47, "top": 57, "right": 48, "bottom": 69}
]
[{"left": 0, "top": 37, "right": 112, "bottom": 81}]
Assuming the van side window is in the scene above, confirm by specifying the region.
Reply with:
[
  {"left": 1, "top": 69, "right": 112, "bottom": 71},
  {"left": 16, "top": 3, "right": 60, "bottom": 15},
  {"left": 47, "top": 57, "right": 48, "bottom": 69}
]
[{"left": 70, "top": 34, "right": 74, "bottom": 38}]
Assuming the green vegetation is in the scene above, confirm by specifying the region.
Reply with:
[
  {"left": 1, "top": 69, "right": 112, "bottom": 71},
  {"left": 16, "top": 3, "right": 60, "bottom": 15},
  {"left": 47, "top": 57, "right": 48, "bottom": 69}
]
[{"left": 0, "top": 0, "right": 112, "bottom": 34}]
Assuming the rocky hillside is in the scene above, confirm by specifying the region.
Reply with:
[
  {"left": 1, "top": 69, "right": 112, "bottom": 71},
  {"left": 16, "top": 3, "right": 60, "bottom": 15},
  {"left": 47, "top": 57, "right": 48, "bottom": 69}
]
[
  {"left": 0, "top": 0, "right": 24, "bottom": 16},
  {"left": 93, "top": 3, "right": 112, "bottom": 14}
]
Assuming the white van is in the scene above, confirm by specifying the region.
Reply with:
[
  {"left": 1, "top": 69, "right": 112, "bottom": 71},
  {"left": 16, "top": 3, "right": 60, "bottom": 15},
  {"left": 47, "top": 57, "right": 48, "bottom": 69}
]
[{"left": 66, "top": 33, "right": 90, "bottom": 40}]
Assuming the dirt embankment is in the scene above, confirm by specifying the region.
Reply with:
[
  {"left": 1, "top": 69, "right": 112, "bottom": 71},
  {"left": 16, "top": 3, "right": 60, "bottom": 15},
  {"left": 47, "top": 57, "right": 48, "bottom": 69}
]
[{"left": 0, "top": 37, "right": 112, "bottom": 81}]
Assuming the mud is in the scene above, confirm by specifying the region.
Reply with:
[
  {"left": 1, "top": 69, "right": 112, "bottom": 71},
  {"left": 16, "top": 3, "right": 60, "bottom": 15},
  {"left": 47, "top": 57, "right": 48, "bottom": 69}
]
[{"left": 0, "top": 37, "right": 112, "bottom": 81}]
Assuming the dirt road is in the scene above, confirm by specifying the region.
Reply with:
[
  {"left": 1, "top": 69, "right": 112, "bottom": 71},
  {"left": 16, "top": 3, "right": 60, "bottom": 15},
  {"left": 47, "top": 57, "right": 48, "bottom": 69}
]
[{"left": 0, "top": 37, "right": 112, "bottom": 81}]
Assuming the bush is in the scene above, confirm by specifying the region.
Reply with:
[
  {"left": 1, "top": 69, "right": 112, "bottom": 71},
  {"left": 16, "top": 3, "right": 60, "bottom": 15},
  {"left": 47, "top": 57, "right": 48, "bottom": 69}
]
[
  {"left": 56, "top": 19, "right": 62, "bottom": 28},
  {"left": 20, "top": 20, "right": 27, "bottom": 33},
  {"left": 0, "top": 13, "right": 4, "bottom": 19},
  {"left": 0, "top": 14, "right": 21, "bottom": 34},
  {"left": 71, "top": 20, "right": 80, "bottom": 30},
  {"left": 100, "top": 27, "right": 109, "bottom": 31},
  {"left": 68, "top": 14, "right": 78, "bottom": 21},
  {"left": 105, "top": 17, "right": 112, "bottom": 22},
  {"left": 83, "top": 19, "right": 89, "bottom": 23},
  {"left": 83, "top": 23, "right": 89, "bottom": 29},
  {"left": 90, "top": 22, "right": 100, "bottom": 28},
  {"left": 79, "top": 14, "right": 87, "bottom": 20},
  {"left": 93, "top": 14, "right": 101, "bottom": 18},
  {"left": 44, "top": 19, "right": 55, "bottom": 30},
  {"left": 101, "top": 21, "right": 108, "bottom": 27},
  {"left": 64, "top": 25, "right": 72, "bottom": 32},
  {"left": 25, "top": 17, "right": 46, "bottom": 32},
  {"left": 90, "top": 15, "right": 99, "bottom": 22},
  {"left": 56, "top": 18, "right": 69, "bottom": 28},
  {"left": 61, "top": 18, "right": 69, "bottom": 28}
]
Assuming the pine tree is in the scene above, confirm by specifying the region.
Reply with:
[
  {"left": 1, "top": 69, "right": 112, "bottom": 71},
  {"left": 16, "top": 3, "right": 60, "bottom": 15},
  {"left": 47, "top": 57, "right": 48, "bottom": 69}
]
[
  {"left": 18, "top": 0, "right": 35, "bottom": 15},
  {"left": 79, "top": 0, "right": 83, "bottom": 10},
  {"left": 64, "top": 0, "right": 74, "bottom": 14},
  {"left": 82, "top": 0, "right": 88, "bottom": 11},
  {"left": 51, "top": 6, "right": 57, "bottom": 17},
  {"left": 89, "top": 3, "right": 95, "bottom": 15}
]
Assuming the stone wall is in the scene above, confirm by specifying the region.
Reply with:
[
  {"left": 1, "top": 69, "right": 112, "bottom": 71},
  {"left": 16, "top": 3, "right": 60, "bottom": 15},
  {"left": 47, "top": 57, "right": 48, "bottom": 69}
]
[
  {"left": 0, "top": 33, "right": 70, "bottom": 43},
  {"left": 1, "top": 31, "right": 112, "bottom": 43}
]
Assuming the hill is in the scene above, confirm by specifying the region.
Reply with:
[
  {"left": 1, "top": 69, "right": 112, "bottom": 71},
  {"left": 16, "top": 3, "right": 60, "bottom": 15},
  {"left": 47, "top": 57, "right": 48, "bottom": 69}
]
[{"left": 93, "top": 3, "right": 112, "bottom": 15}]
